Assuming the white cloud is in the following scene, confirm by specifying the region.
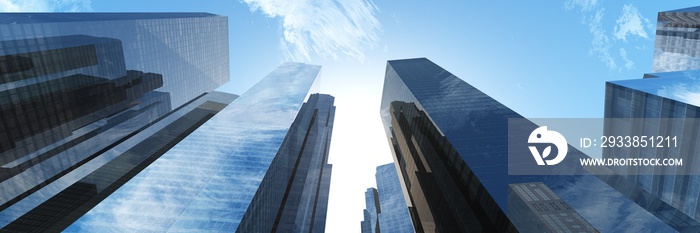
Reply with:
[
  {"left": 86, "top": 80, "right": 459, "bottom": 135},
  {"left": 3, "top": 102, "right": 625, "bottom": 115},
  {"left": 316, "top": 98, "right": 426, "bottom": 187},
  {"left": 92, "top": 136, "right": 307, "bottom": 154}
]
[
  {"left": 619, "top": 48, "right": 634, "bottom": 70},
  {"left": 566, "top": 2, "right": 616, "bottom": 70},
  {"left": 613, "top": 4, "right": 650, "bottom": 42},
  {"left": 588, "top": 8, "right": 616, "bottom": 70},
  {"left": 391, "top": 12, "right": 400, "bottom": 26},
  {"left": 243, "top": 0, "right": 382, "bottom": 62},
  {"left": 565, "top": 0, "right": 598, "bottom": 12},
  {"left": 566, "top": 2, "right": 652, "bottom": 71},
  {"left": 0, "top": 0, "right": 92, "bottom": 12}
]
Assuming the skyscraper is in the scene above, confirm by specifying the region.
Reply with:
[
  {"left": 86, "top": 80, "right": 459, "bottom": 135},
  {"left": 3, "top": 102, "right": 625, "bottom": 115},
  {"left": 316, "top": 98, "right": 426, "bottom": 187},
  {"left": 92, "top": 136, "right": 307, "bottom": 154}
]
[
  {"left": 603, "top": 6, "right": 700, "bottom": 227},
  {"left": 361, "top": 188, "right": 380, "bottom": 233},
  {"left": 2, "top": 91, "right": 237, "bottom": 232},
  {"left": 604, "top": 70, "right": 700, "bottom": 225},
  {"left": 507, "top": 182, "right": 595, "bottom": 232},
  {"left": 0, "top": 13, "right": 336, "bottom": 232},
  {"left": 237, "top": 93, "right": 335, "bottom": 233},
  {"left": 0, "top": 13, "right": 228, "bottom": 108},
  {"left": 380, "top": 58, "right": 680, "bottom": 232},
  {"left": 652, "top": 6, "right": 700, "bottom": 72},
  {"left": 361, "top": 163, "right": 414, "bottom": 233},
  {"left": 62, "top": 63, "right": 334, "bottom": 232},
  {"left": 0, "top": 12, "right": 232, "bottom": 231},
  {"left": 375, "top": 163, "right": 414, "bottom": 233}
]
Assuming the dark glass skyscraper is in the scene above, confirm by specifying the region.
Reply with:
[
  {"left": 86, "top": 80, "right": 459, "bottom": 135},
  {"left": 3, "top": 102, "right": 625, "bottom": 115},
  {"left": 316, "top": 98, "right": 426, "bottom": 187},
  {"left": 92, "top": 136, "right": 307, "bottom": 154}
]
[{"left": 380, "top": 58, "right": 680, "bottom": 232}]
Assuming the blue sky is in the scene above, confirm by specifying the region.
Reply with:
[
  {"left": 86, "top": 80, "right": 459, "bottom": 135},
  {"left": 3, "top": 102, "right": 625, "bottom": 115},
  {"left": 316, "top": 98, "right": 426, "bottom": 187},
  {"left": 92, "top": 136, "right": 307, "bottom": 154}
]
[{"left": 1, "top": 0, "right": 695, "bottom": 232}]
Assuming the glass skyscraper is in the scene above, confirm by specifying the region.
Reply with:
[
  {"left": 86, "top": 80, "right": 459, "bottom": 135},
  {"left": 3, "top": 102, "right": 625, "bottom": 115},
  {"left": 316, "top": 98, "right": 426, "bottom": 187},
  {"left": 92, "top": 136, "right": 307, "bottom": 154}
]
[
  {"left": 603, "top": 6, "right": 700, "bottom": 228},
  {"left": 375, "top": 163, "right": 414, "bottom": 233},
  {"left": 380, "top": 58, "right": 681, "bottom": 232},
  {"left": 63, "top": 63, "right": 334, "bottom": 232},
  {"left": 0, "top": 13, "right": 228, "bottom": 108},
  {"left": 0, "top": 12, "right": 233, "bottom": 231},
  {"left": 652, "top": 6, "right": 700, "bottom": 72},
  {"left": 3, "top": 91, "right": 237, "bottom": 232},
  {"left": 507, "top": 182, "right": 595, "bottom": 232},
  {"left": 361, "top": 188, "right": 380, "bottom": 233},
  {"left": 237, "top": 93, "right": 335, "bottom": 233},
  {"left": 361, "top": 163, "right": 414, "bottom": 233},
  {"left": 604, "top": 71, "right": 700, "bottom": 228},
  {"left": 0, "top": 13, "right": 336, "bottom": 232}
]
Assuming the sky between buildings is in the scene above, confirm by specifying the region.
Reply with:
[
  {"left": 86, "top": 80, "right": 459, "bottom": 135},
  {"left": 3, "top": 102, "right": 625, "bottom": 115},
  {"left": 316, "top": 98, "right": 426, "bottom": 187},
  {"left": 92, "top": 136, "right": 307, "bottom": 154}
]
[{"left": 0, "top": 0, "right": 694, "bottom": 232}]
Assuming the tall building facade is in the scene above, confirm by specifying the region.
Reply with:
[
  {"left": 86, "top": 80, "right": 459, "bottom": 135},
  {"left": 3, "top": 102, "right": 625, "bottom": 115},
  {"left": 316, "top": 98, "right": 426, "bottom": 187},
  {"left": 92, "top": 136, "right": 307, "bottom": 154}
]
[
  {"left": 361, "top": 188, "right": 380, "bottom": 233},
  {"left": 0, "top": 13, "right": 232, "bottom": 231},
  {"left": 380, "top": 58, "right": 681, "bottom": 232},
  {"left": 3, "top": 91, "right": 237, "bottom": 232},
  {"left": 603, "top": 71, "right": 700, "bottom": 228},
  {"left": 62, "top": 63, "right": 334, "bottom": 232},
  {"left": 237, "top": 93, "right": 335, "bottom": 233},
  {"left": 375, "top": 163, "right": 414, "bottom": 233},
  {"left": 361, "top": 163, "right": 414, "bottom": 233},
  {"left": 652, "top": 6, "right": 700, "bottom": 72},
  {"left": 603, "top": 6, "right": 700, "bottom": 228},
  {"left": 0, "top": 13, "right": 228, "bottom": 108},
  {"left": 507, "top": 182, "right": 595, "bottom": 232}
]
